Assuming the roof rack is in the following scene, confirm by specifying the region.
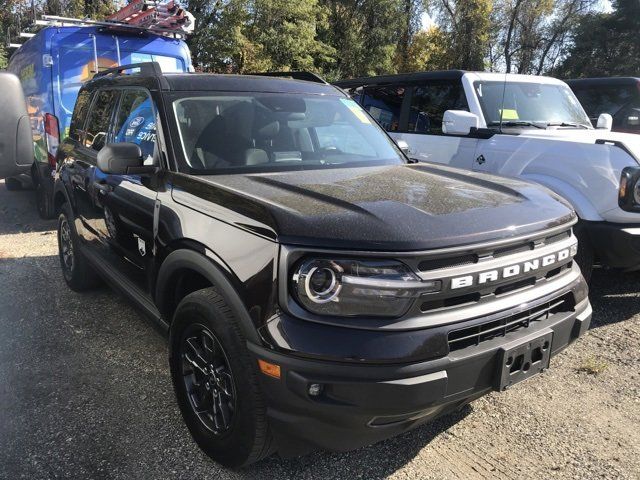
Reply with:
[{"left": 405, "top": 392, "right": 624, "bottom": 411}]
[
  {"left": 36, "top": 14, "right": 189, "bottom": 38},
  {"left": 252, "top": 71, "right": 328, "bottom": 84},
  {"left": 93, "top": 62, "right": 163, "bottom": 79}
]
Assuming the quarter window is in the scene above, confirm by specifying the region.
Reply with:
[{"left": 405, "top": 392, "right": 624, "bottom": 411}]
[
  {"left": 84, "top": 90, "right": 118, "bottom": 152},
  {"left": 408, "top": 82, "right": 468, "bottom": 134},
  {"left": 113, "top": 90, "right": 157, "bottom": 162},
  {"left": 361, "top": 85, "right": 406, "bottom": 131}
]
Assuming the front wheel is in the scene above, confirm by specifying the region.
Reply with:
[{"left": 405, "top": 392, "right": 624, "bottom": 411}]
[{"left": 169, "top": 288, "right": 273, "bottom": 468}]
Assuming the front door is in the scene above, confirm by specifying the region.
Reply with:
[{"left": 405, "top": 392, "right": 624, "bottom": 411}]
[{"left": 86, "top": 88, "right": 161, "bottom": 294}]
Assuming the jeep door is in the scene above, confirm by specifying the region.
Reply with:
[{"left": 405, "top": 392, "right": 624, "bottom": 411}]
[
  {"left": 361, "top": 80, "right": 478, "bottom": 169},
  {"left": 89, "top": 88, "right": 161, "bottom": 292}
]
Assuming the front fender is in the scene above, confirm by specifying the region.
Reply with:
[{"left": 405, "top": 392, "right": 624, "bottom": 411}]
[
  {"left": 155, "top": 248, "right": 262, "bottom": 345},
  {"left": 522, "top": 173, "right": 603, "bottom": 221}
]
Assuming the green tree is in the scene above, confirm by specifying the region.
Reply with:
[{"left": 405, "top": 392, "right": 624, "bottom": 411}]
[
  {"left": 319, "top": 0, "right": 406, "bottom": 79},
  {"left": 557, "top": 0, "right": 640, "bottom": 77},
  {"left": 429, "top": 0, "right": 493, "bottom": 70}
]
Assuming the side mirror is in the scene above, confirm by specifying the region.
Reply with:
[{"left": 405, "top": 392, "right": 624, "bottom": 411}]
[
  {"left": 97, "top": 143, "right": 145, "bottom": 175},
  {"left": 0, "top": 73, "right": 34, "bottom": 180},
  {"left": 597, "top": 113, "right": 613, "bottom": 131},
  {"left": 395, "top": 139, "right": 411, "bottom": 156},
  {"left": 443, "top": 110, "right": 480, "bottom": 136}
]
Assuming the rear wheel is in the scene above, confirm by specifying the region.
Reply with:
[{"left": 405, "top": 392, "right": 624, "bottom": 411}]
[
  {"left": 4, "top": 178, "right": 22, "bottom": 191},
  {"left": 57, "top": 204, "right": 101, "bottom": 291},
  {"left": 36, "top": 180, "right": 56, "bottom": 219},
  {"left": 169, "top": 288, "right": 273, "bottom": 468}
]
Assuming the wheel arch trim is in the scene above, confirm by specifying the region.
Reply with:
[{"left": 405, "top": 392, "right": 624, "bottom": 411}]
[{"left": 156, "top": 248, "right": 261, "bottom": 344}]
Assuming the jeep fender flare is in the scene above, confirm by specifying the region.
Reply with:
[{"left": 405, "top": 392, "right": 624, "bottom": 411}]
[
  {"left": 521, "top": 173, "right": 603, "bottom": 222},
  {"left": 155, "top": 248, "right": 261, "bottom": 344}
]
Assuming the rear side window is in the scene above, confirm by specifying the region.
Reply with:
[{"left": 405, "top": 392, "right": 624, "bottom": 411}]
[
  {"left": 361, "top": 85, "right": 406, "bottom": 131},
  {"left": 113, "top": 90, "right": 157, "bottom": 163},
  {"left": 84, "top": 90, "right": 118, "bottom": 152},
  {"left": 408, "top": 82, "right": 468, "bottom": 134},
  {"left": 69, "top": 90, "right": 92, "bottom": 142}
]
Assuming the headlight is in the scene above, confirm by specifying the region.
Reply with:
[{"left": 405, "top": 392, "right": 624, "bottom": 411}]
[
  {"left": 291, "top": 258, "right": 441, "bottom": 318},
  {"left": 619, "top": 166, "right": 640, "bottom": 211}
]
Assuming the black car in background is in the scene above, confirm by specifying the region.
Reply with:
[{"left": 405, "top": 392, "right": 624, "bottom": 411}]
[
  {"left": 52, "top": 63, "right": 591, "bottom": 467},
  {"left": 567, "top": 77, "right": 640, "bottom": 133}
]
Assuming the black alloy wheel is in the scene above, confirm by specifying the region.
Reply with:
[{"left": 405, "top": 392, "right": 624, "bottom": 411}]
[
  {"left": 180, "top": 324, "right": 237, "bottom": 436},
  {"left": 58, "top": 215, "right": 75, "bottom": 279}
]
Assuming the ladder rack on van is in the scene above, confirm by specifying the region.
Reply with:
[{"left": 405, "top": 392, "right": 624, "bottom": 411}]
[{"left": 7, "top": 1, "right": 194, "bottom": 50}]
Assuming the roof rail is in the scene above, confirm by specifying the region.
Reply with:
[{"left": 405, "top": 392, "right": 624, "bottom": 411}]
[
  {"left": 252, "top": 71, "right": 328, "bottom": 84},
  {"left": 93, "top": 62, "right": 163, "bottom": 79}
]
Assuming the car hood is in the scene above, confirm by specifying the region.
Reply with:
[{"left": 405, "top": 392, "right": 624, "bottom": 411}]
[
  {"left": 174, "top": 164, "right": 575, "bottom": 251},
  {"left": 519, "top": 128, "right": 640, "bottom": 164}
]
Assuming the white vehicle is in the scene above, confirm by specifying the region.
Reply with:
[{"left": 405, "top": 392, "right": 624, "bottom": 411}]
[{"left": 336, "top": 71, "right": 640, "bottom": 280}]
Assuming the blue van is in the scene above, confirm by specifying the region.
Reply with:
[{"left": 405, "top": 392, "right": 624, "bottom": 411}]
[{"left": 7, "top": 25, "right": 192, "bottom": 217}]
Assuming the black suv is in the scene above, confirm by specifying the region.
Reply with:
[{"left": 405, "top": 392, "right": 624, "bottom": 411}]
[{"left": 53, "top": 63, "right": 592, "bottom": 467}]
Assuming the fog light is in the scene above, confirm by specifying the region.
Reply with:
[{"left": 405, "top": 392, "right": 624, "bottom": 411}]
[{"left": 308, "top": 383, "right": 323, "bottom": 397}]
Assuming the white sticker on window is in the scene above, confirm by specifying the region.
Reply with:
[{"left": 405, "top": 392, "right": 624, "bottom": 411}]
[{"left": 340, "top": 98, "right": 371, "bottom": 124}]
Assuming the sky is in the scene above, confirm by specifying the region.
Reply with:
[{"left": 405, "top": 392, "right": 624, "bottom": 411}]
[{"left": 421, "top": 0, "right": 612, "bottom": 31}]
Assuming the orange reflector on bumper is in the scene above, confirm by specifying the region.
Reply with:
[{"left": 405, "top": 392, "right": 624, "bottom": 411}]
[{"left": 258, "top": 359, "right": 281, "bottom": 379}]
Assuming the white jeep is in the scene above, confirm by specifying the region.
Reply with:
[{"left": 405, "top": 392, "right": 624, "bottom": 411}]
[{"left": 336, "top": 71, "right": 640, "bottom": 280}]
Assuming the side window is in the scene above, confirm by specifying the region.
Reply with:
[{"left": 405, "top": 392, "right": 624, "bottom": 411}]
[
  {"left": 113, "top": 90, "right": 157, "bottom": 163},
  {"left": 408, "top": 82, "right": 469, "bottom": 134},
  {"left": 84, "top": 90, "right": 118, "bottom": 152},
  {"left": 361, "top": 85, "right": 406, "bottom": 131},
  {"left": 618, "top": 101, "right": 640, "bottom": 132},
  {"left": 69, "top": 90, "right": 91, "bottom": 142}
]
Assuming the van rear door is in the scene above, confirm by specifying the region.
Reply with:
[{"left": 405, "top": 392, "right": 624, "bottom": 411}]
[{"left": 51, "top": 31, "right": 122, "bottom": 141}]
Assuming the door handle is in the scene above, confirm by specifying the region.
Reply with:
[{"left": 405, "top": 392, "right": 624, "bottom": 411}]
[{"left": 94, "top": 182, "right": 111, "bottom": 195}]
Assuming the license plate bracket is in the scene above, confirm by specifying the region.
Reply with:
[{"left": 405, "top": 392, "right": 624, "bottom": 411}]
[{"left": 497, "top": 330, "right": 553, "bottom": 391}]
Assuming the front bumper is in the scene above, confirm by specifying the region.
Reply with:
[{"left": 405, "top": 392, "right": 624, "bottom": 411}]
[
  {"left": 585, "top": 221, "right": 640, "bottom": 271},
  {"left": 249, "top": 286, "right": 591, "bottom": 457}
]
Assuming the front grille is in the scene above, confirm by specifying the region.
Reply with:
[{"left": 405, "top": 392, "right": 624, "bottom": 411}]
[
  {"left": 447, "top": 293, "right": 575, "bottom": 352},
  {"left": 418, "top": 228, "right": 572, "bottom": 273}
]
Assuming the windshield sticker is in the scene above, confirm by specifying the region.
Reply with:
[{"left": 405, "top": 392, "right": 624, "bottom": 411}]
[
  {"left": 340, "top": 98, "right": 371, "bottom": 124},
  {"left": 499, "top": 109, "right": 520, "bottom": 120}
]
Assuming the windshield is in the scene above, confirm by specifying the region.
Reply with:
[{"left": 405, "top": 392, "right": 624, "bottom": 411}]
[
  {"left": 474, "top": 81, "right": 592, "bottom": 129},
  {"left": 172, "top": 93, "right": 405, "bottom": 173}
]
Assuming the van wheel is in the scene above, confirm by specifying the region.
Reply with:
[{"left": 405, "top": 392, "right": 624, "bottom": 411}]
[
  {"left": 574, "top": 225, "right": 593, "bottom": 283},
  {"left": 169, "top": 288, "right": 273, "bottom": 468},
  {"left": 5, "top": 178, "right": 22, "bottom": 191},
  {"left": 57, "top": 204, "right": 101, "bottom": 291},
  {"left": 37, "top": 181, "right": 56, "bottom": 219}
]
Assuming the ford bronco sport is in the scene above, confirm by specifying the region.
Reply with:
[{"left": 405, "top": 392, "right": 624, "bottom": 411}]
[{"left": 52, "top": 63, "right": 591, "bottom": 467}]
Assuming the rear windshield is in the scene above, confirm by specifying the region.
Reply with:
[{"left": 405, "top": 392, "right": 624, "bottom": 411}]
[{"left": 172, "top": 93, "right": 405, "bottom": 173}]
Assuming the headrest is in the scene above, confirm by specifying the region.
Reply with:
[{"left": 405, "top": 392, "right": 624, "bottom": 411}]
[{"left": 257, "top": 120, "right": 280, "bottom": 139}]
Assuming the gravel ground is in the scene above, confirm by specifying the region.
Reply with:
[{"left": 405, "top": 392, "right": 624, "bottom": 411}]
[{"left": 0, "top": 179, "right": 638, "bottom": 480}]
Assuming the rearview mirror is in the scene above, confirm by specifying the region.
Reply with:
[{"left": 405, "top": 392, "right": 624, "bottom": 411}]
[
  {"left": 443, "top": 110, "right": 480, "bottom": 136},
  {"left": 597, "top": 113, "right": 613, "bottom": 131},
  {"left": 0, "top": 73, "right": 34, "bottom": 180},
  {"left": 97, "top": 143, "right": 145, "bottom": 175},
  {"left": 395, "top": 139, "right": 411, "bottom": 156}
]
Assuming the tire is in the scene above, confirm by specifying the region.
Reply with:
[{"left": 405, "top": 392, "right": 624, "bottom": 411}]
[
  {"left": 574, "top": 224, "right": 594, "bottom": 284},
  {"left": 5, "top": 177, "right": 22, "bottom": 191},
  {"left": 36, "top": 180, "right": 56, "bottom": 219},
  {"left": 169, "top": 288, "right": 273, "bottom": 468},
  {"left": 57, "top": 204, "right": 101, "bottom": 291}
]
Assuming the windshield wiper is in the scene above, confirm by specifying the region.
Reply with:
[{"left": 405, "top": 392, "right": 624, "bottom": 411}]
[
  {"left": 489, "top": 121, "right": 546, "bottom": 129},
  {"left": 545, "top": 121, "right": 591, "bottom": 129}
]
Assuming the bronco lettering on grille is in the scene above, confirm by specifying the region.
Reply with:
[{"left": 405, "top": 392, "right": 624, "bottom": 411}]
[{"left": 451, "top": 248, "right": 571, "bottom": 289}]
